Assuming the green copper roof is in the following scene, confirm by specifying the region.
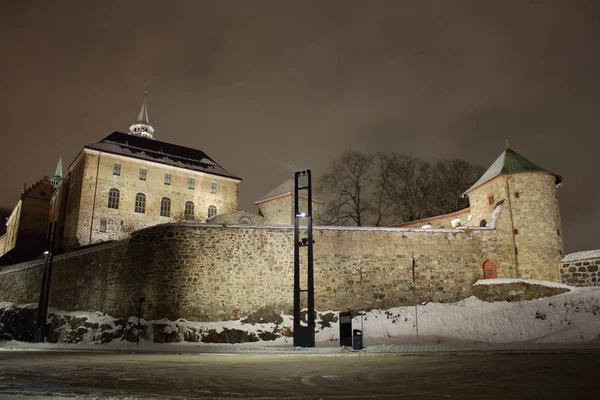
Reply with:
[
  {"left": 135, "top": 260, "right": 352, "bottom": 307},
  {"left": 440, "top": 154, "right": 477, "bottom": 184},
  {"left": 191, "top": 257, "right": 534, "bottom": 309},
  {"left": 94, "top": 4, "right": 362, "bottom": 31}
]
[
  {"left": 463, "top": 148, "right": 562, "bottom": 196},
  {"left": 53, "top": 154, "right": 63, "bottom": 179}
]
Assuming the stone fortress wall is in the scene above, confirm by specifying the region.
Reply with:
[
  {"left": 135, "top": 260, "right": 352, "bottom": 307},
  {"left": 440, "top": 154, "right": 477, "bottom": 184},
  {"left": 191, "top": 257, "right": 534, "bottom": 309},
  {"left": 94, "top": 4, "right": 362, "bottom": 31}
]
[
  {"left": 0, "top": 203, "right": 523, "bottom": 323},
  {"left": 0, "top": 151, "right": 572, "bottom": 322},
  {"left": 560, "top": 251, "right": 600, "bottom": 287}
]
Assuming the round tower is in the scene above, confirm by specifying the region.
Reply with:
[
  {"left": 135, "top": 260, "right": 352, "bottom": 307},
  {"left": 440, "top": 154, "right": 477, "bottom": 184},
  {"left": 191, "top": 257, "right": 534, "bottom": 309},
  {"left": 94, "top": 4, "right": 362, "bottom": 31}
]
[
  {"left": 129, "top": 86, "right": 155, "bottom": 139},
  {"left": 464, "top": 146, "right": 563, "bottom": 281}
]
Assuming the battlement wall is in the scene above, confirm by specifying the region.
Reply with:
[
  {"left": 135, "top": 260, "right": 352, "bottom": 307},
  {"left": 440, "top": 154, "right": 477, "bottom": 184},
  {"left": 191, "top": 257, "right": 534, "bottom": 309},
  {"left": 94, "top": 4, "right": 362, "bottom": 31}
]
[{"left": 0, "top": 224, "right": 512, "bottom": 322}]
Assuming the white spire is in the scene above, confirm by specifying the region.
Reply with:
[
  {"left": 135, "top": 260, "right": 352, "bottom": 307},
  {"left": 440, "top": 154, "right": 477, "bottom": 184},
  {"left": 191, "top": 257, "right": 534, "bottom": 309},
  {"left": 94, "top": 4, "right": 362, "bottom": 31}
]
[{"left": 129, "top": 86, "right": 155, "bottom": 139}]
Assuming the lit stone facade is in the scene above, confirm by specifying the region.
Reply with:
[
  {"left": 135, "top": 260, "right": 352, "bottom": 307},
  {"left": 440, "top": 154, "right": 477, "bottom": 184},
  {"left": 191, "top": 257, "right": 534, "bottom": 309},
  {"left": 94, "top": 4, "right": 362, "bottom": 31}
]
[
  {"left": 61, "top": 148, "right": 240, "bottom": 249},
  {"left": 0, "top": 178, "right": 54, "bottom": 263},
  {"left": 467, "top": 172, "right": 563, "bottom": 281},
  {"left": 257, "top": 196, "right": 322, "bottom": 225}
]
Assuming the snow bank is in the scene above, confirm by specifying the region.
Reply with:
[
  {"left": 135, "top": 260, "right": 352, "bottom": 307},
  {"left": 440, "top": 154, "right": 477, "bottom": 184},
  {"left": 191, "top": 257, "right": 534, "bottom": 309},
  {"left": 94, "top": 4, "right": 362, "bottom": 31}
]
[
  {"left": 473, "top": 278, "right": 573, "bottom": 290},
  {"left": 2, "top": 285, "right": 599, "bottom": 349},
  {"left": 562, "top": 249, "right": 600, "bottom": 263}
]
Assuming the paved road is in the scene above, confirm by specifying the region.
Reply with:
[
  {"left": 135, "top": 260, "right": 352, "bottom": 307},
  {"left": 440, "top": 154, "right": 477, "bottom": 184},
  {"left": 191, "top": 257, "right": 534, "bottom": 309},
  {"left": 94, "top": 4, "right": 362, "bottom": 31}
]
[{"left": 0, "top": 351, "right": 598, "bottom": 399}]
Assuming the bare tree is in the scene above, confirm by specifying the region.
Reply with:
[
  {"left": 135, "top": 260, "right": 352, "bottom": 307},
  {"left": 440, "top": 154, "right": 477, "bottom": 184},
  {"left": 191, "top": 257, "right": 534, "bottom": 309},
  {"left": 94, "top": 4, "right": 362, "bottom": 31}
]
[
  {"left": 429, "top": 159, "right": 486, "bottom": 215},
  {"left": 317, "top": 151, "right": 373, "bottom": 226},
  {"left": 318, "top": 151, "right": 485, "bottom": 226},
  {"left": 384, "top": 154, "right": 435, "bottom": 222},
  {"left": 370, "top": 153, "right": 398, "bottom": 226}
]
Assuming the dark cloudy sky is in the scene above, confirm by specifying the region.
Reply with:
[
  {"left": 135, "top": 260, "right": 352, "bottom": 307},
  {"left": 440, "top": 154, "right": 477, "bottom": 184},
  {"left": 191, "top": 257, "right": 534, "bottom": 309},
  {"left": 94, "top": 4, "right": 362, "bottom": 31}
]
[{"left": 1, "top": 0, "right": 598, "bottom": 253}]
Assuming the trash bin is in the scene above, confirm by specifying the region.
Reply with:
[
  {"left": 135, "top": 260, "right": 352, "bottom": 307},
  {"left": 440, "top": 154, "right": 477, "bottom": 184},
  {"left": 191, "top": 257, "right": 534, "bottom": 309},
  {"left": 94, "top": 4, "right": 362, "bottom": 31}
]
[{"left": 352, "top": 329, "right": 363, "bottom": 350}]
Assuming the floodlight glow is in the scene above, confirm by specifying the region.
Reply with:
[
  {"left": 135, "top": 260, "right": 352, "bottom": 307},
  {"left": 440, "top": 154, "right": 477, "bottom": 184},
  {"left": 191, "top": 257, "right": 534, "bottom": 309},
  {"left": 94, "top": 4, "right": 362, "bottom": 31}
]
[
  {"left": 296, "top": 212, "right": 306, "bottom": 218},
  {"left": 43, "top": 250, "right": 49, "bottom": 255}
]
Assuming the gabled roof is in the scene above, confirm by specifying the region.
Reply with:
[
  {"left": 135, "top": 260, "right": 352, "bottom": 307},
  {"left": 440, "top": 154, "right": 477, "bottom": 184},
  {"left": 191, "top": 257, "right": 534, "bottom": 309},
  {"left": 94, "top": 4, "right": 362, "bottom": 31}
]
[
  {"left": 463, "top": 148, "right": 562, "bottom": 196},
  {"left": 255, "top": 179, "right": 323, "bottom": 204},
  {"left": 84, "top": 132, "right": 241, "bottom": 181}
]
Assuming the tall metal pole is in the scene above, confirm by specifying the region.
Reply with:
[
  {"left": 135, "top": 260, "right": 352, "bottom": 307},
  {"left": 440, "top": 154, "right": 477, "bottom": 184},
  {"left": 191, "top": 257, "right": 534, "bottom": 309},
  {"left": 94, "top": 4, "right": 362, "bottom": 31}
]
[
  {"left": 306, "top": 170, "right": 315, "bottom": 341},
  {"left": 293, "top": 170, "right": 315, "bottom": 347},
  {"left": 293, "top": 172, "right": 301, "bottom": 345}
]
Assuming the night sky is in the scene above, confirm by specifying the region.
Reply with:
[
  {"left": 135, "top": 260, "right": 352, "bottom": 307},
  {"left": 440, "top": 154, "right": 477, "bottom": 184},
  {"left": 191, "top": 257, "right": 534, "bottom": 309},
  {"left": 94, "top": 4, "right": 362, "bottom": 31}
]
[{"left": 1, "top": 0, "right": 598, "bottom": 253}]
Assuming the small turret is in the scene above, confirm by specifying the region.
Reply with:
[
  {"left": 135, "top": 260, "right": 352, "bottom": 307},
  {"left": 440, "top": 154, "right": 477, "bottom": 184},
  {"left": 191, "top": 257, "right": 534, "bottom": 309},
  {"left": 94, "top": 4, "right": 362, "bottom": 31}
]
[
  {"left": 129, "top": 86, "right": 155, "bottom": 139},
  {"left": 51, "top": 153, "right": 63, "bottom": 189}
]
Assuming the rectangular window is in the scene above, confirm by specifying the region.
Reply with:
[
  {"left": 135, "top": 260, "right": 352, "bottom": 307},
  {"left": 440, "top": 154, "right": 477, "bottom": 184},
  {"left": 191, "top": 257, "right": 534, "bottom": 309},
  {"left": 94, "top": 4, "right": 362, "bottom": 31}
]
[
  {"left": 135, "top": 193, "right": 146, "bottom": 213},
  {"left": 513, "top": 228, "right": 519, "bottom": 235},
  {"left": 188, "top": 178, "right": 195, "bottom": 190},
  {"left": 113, "top": 163, "right": 121, "bottom": 176},
  {"left": 108, "top": 189, "right": 120, "bottom": 209},
  {"left": 184, "top": 202, "right": 194, "bottom": 220},
  {"left": 99, "top": 219, "right": 107, "bottom": 232},
  {"left": 164, "top": 173, "right": 171, "bottom": 185},
  {"left": 488, "top": 195, "right": 494, "bottom": 205},
  {"left": 210, "top": 182, "right": 217, "bottom": 194},
  {"left": 139, "top": 168, "right": 147, "bottom": 181},
  {"left": 514, "top": 192, "right": 520, "bottom": 198},
  {"left": 557, "top": 229, "right": 561, "bottom": 236},
  {"left": 160, "top": 197, "right": 171, "bottom": 217}
]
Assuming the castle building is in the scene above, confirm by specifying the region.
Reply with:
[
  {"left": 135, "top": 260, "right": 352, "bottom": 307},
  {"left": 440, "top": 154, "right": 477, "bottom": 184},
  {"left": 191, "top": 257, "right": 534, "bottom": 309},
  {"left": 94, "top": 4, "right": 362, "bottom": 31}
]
[
  {"left": 255, "top": 179, "right": 323, "bottom": 225},
  {"left": 205, "top": 179, "right": 323, "bottom": 226},
  {"left": 0, "top": 177, "right": 55, "bottom": 264},
  {"left": 396, "top": 145, "right": 563, "bottom": 281},
  {"left": 46, "top": 91, "right": 242, "bottom": 252}
]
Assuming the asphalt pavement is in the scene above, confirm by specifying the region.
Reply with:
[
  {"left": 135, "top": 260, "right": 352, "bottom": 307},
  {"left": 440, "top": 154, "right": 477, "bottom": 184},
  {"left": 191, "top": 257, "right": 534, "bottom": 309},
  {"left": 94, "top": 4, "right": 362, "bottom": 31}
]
[{"left": 0, "top": 350, "right": 598, "bottom": 399}]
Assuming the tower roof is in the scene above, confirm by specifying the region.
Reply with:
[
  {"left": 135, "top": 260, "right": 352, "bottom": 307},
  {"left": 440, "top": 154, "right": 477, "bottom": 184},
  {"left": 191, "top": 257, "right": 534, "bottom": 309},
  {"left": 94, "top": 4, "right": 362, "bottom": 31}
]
[
  {"left": 463, "top": 147, "right": 562, "bottom": 196},
  {"left": 53, "top": 154, "right": 63, "bottom": 179},
  {"left": 137, "top": 90, "right": 150, "bottom": 124},
  {"left": 255, "top": 179, "right": 323, "bottom": 204},
  {"left": 129, "top": 86, "right": 155, "bottom": 139}
]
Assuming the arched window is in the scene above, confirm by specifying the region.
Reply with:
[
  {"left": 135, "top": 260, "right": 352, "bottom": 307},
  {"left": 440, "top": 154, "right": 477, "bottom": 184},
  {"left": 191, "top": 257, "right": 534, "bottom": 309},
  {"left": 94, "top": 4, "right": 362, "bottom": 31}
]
[
  {"left": 108, "top": 188, "right": 120, "bottom": 209},
  {"left": 239, "top": 216, "right": 251, "bottom": 225},
  {"left": 184, "top": 201, "right": 194, "bottom": 220},
  {"left": 160, "top": 197, "right": 171, "bottom": 217},
  {"left": 208, "top": 205, "right": 217, "bottom": 218},
  {"left": 135, "top": 193, "right": 146, "bottom": 213}
]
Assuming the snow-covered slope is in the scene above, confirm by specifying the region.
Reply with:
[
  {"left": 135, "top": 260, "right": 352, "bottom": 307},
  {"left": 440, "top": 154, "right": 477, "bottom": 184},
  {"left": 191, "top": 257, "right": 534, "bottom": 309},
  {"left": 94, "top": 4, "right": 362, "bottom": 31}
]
[{"left": 1, "top": 284, "right": 599, "bottom": 349}]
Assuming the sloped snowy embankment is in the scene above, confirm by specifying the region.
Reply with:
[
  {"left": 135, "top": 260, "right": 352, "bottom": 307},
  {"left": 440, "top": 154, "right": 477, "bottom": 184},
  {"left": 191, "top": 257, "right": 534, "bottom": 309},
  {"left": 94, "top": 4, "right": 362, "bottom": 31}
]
[{"left": 1, "top": 284, "right": 599, "bottom": 348}]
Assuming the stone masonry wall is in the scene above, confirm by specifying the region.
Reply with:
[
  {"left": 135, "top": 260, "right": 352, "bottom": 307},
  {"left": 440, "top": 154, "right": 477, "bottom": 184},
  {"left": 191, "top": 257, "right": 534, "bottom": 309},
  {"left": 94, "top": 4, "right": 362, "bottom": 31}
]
[
  {"left": 1, "top": 223, "right": 500, "bottom": 322},
  {"left": 467, "top": 172, "right": 563, "bottom": 282},
  {"left": 0, "top": 242, "right": 129, "bottom": 310},
  {"left": 560, "top": 257, "right": 600, "bottom": 286},
  {"left": 258, "top": 196, "right": 321, "bottom": 225}
]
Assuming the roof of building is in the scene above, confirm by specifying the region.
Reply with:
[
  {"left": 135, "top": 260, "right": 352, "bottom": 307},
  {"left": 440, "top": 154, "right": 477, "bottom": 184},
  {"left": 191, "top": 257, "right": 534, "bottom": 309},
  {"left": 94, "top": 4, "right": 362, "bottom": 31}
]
[
  {"left": 53, "top": 154, "right": 63, "bottom": 179},
  {"left": 84, "top": 132, "right": 241, "bottom": 181},
  {"left": 463, "top": 147, "right": 562, "bottom": 196},
  {"left": 255, "top": 179, "right": 323, "bottom": 204}
]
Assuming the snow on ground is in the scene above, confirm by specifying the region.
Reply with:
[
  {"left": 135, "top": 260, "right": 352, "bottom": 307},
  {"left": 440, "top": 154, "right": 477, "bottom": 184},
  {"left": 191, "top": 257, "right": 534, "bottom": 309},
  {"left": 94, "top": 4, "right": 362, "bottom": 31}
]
[
  {"left": 1, "top": 284, "right": 599, "bottom": 353},
  {"left": 473, "top": 278, "right": 573, "bottom": 290}
]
